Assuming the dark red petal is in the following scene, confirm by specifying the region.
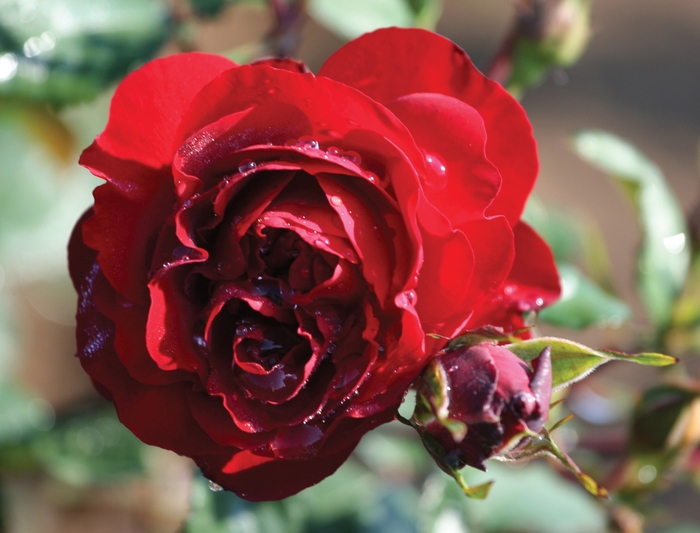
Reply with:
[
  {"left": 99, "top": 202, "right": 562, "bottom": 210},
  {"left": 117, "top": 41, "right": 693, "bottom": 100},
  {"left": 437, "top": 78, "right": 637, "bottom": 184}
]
[
  {"left": 90, "top": 53, "right": 235, "bottom": 169},
  {"left": 147, "top": 266, "right": 205, "bottom": 373},
  {"left": 198, "top": 444, "right": 354, "bottom": 501},
  {"left": 441, "top": 346, "right": 499, "bottom": 423},
  {"left": 79, "top": 155, "right": 175, "bottom": 306},
  {"left": 69, "top": 224, "right": 225, "bottom": 456},
  {"left": 319, "top": 27, "right": 538, "bottom": 225}
]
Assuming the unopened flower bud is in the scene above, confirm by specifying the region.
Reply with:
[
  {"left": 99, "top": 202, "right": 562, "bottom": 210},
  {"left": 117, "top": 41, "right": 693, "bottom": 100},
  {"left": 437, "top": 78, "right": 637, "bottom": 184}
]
[{"left": 413, "top": 343, "right": 552, "bottom": 471}]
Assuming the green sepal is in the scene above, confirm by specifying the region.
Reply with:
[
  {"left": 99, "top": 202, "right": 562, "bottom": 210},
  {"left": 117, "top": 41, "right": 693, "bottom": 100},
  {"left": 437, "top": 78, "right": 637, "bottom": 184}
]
[{"left": 501, "top": 429, "right": 609, "bottom": 499}]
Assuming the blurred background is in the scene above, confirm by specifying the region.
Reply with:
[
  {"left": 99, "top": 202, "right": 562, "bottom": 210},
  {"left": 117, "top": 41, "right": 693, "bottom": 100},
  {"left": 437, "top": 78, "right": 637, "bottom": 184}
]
[{"left": 1, "top": 0, "right": 699, "bottom": 532}]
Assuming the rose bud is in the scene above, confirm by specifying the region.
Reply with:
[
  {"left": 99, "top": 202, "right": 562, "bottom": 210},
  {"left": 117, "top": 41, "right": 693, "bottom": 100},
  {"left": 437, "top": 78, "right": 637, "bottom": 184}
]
[{"left": 413, "top": 343, "right": 552, "bottom": 471}]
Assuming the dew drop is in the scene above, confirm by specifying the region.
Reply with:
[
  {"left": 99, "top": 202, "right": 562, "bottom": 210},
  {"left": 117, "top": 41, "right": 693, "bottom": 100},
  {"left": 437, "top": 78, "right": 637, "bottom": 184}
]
[
  {"left": 326, "top": 146, "right": 342, "bottom": 157},
  {"left": 208, "top": 480, "right": 223, "bottom": 492},
  {"left": 365, "top": 172, "right": 377, "bottom": 184},
  {"left": 238, "top": 159, "right": 257, "bottom": 173},
  {"left": 342, "top": 151, "right": 361, "bottom": 165},
  {"left": 296, "top": 136, "right": 320, "bottom": 150},
  {"left": 405, "top": 289, "right": 417, "bottom": 306},
  {"left": 330, "top": 195, "right": 343, "bottom": 206},
  {"left": 535, "top": 297, "right": 545, "bottom": 307},
  {"left": 425, "top": 153, "right": 446, "bottom": 175},
  {"left": 424, "top": 152, "right": 448, "bottom": 190}
]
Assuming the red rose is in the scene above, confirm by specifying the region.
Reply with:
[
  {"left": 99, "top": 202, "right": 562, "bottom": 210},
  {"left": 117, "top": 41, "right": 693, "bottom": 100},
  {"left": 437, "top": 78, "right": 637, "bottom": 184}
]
[
  {"left": 413, "top": 343, "right": 553, "bottom": 471},
  {"left": 69, "top": 28, "right": 559, "bottom": 501}
]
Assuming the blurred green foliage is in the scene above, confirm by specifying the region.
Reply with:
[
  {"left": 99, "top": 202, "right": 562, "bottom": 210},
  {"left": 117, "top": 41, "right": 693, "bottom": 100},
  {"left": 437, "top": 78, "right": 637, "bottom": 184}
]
[
  {"left": 573, "top": 130, "right": 690, "bottom": 335},
  {"left": 0, "top": 0, "right": 172, "bottom": 105}
]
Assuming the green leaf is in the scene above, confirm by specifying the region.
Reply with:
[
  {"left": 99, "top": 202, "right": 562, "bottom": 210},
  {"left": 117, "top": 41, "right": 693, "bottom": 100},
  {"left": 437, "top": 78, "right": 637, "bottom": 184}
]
[
  {"left": 308, "top": 0, "right": 414, "bottom": 41},
  {"left": 539, "top": 263, "right": 631, "bottom": 329},
  {"left": 505, "top": 337, "right": 676, "bottom": 390},
  {"left": 572, "top": 130, "right": 690, "bottom": 330},
  {"left": 0, "top": 0, "right": 172, "bottom": 105}
]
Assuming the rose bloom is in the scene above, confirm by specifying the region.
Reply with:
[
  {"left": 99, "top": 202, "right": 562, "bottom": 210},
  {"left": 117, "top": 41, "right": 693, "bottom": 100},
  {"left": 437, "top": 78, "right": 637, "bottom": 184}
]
[{"left": 69, "top": 28, "right": 559, "bottom": 500}]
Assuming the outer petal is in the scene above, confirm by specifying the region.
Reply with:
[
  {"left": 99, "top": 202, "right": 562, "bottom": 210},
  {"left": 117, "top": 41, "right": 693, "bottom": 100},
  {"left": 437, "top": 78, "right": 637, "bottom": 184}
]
[
  {"left": 385, "top": 93, "right": 500, "bottom": 225},
  {"left": 79, "top": 156, "right": 175, "bottom": 306},
  {"left": 90, "top": 53, "right": 235, "bottom": 170},
  {"left": 319, "top": 27, "right": 538, "bottom": 224},
  {"left": 467, "top": 222, "right": 560, "bottom": 331},
  {"left": 197, "top": 410, "right": 392, "bottom": 501},
  {"left": 69, "top": 219, "right": 225, "bottom": 457}
]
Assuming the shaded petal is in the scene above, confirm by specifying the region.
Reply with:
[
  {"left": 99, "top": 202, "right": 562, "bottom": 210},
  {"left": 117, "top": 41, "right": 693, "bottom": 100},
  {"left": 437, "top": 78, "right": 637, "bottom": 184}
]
[
  {"left": 79, "top": 155, "right": 175, "bottom": 306},
  {"left": 69, "top": 224, "right": 225, "bottom": 456}
]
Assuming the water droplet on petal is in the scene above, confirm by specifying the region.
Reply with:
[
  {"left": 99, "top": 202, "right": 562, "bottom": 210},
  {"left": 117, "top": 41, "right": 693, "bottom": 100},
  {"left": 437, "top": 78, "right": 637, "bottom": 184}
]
[
  {"left": 365, "top": 172, "right": 377, "bottom": 184},
  {"left": 296, "top": 136, "right": 320, "bottom": 150},
  {"left": 405, "top": 290, "right": 417, "bottom": 306},
  {"left": 208, "top": 480, "right": 223, "bottom": 492},
  {"left": 330, "top": 195, "right": 343, "bottom": 206},
  {"left": 395, "top": 290, "right": 417, "bottom": 308},
  {"left": 342, "top": 151, "right": 361, "bottom": 165},
  {"left": 326, "top": 146, "right": 341, "bottom": 157},
  {"left": 238, "top": 159, "right": 257, "bottom": 173},
  {"left": 425, "top": 152, "right": 446, "bottom": 175}
]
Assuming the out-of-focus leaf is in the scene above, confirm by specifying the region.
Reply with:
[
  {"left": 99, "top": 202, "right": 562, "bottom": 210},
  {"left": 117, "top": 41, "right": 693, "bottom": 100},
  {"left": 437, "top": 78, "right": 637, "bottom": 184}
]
[
  {"left": 0, "top": 384, "right": 54, "bottom": 449},
  {"left": 184, "top": 450, "right": 424, "bottom": 533},
  {"left": 539, "top": 263, "right": 630, "bottom": 329},
  {"left": 452, "top": 462, "right": 607, "bottom": 533},
  {"left": 189, "top": 0, "right": 227, "bottom": 18},
  {"left": 505, "top": 337, "right": 676, "bottom": 390},
  {"left": 404, "top": 0, "right": 442, "bottom": 29},
  {"left": 0, "top": 0, "right": 172, "bottom": 105},
  {"left": 29, "top": 405, "right": 146, "bottom": 486},
  {"left": 0, "top": 101, "right": 97, "bottom": 281},
  {"left": 629, "top": 383, "right": 700, "bottom": 456},
  {"left": 308, "top": 0, "right": 414, "bottom": 41},
  {"left": 524, "top": 197, "right": 616, "bottom": 293},
  {"left": 667, "top": 252, "right": 700, "bottom": 354},
  {"left": 523, "top": 197, "right": 582, "bottom": 263},
  {"left": 573, "top": 130, "right": 690, "bottom": 331}
]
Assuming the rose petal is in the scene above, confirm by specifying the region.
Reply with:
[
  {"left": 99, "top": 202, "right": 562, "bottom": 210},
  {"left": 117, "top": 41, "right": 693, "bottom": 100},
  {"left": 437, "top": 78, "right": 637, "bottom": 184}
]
[
  {"left": 386, "top": 93, "right": 501, "bottom": 224},
  {"left": 467, "top": 221, "right": 560, "bottom": 331},
  {"left": 89, "top": 53, "right": 235, "bottom": 170},
  {"left": 320, "top": 27, "right": 537, "bottom": 224},
  {"left": 79, "top": 158, "right": 175, "bottom": 306}
]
